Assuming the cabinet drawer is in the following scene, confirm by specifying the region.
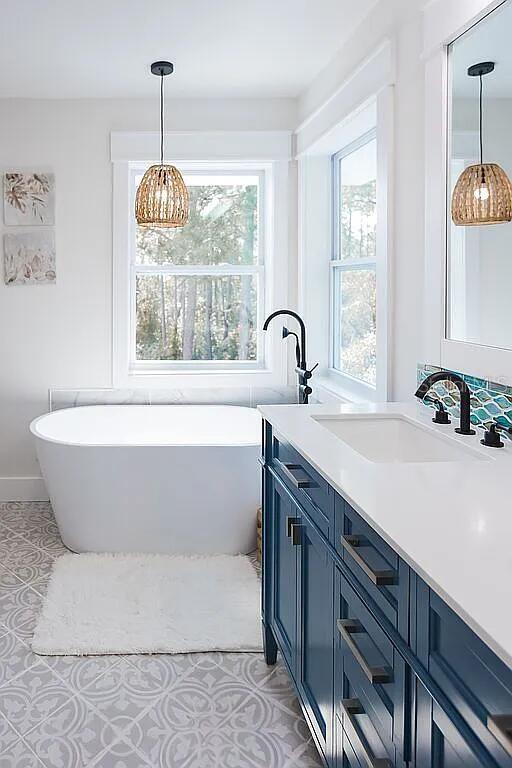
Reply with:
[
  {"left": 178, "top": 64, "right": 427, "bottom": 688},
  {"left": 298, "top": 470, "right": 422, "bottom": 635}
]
[
  {"left": 335, "top": 569, "right": 407, "bottom": 760},
  {"left": 418, "top": 582, "right": 512, "bottom": 767},
  {"left": 337, "top": 702, "right": 397, "bottom": 767},
  {"left": 271, "top": 432, "right": 333, "bottom": 540},
  {"left": 336, "top": 496, "right": 408, "bottom": 633}
]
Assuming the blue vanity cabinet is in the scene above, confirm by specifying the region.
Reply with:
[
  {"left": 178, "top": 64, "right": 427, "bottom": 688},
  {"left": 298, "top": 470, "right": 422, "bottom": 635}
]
[
  {"left": 267, "top": 470, "right": 300, "bottom": 674},
  {"left": 261, "top": 420, "right": 512, "bottom": 768},
  {"left": 297, "top": 511, "right": 334, "bottom": 761}
]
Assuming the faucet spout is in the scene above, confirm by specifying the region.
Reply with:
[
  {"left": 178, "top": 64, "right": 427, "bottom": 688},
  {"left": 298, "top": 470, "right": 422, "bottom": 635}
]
[
  {"left": 262, "top": 310, "right": 306, "bottom": 370},
  {"left": 263, "top": 309, "right": 314, "bottom": 403},
  {"left": 415, "top": 371, "right": 475, "bottom": 436}
]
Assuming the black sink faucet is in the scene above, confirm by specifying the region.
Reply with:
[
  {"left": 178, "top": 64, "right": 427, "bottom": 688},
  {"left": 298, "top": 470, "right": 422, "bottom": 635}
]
[
  {"left": 414, "top": 371, "right": 475, "bottom": 436},
  {"left": 263, "top": 309, "right": 316, "bottom": 404}
]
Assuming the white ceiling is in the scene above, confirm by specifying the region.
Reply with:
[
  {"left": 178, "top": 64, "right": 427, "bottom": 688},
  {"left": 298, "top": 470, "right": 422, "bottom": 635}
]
[
  {"left": 452, "top": 2, "right": 512, "bottom": 99},
  {"left": 0, "top": 0, "right": 377, "bottom": 100}
]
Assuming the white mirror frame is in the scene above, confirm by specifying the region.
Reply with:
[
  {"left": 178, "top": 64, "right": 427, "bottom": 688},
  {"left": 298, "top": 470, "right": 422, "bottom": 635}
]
[{"left": 423, "top": 0, "right": 512, "bottom": 386}]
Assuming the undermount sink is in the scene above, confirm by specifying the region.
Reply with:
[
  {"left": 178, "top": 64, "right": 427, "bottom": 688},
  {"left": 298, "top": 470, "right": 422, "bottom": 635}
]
[{"left": 311, "top": 414, "right": 487, "bottom": 464}]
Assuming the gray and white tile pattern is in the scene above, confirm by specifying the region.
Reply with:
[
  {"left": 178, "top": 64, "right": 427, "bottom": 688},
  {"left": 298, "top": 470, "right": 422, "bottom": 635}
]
[{"left": 0, "top": 502, "right": 322, "bottom": 767}]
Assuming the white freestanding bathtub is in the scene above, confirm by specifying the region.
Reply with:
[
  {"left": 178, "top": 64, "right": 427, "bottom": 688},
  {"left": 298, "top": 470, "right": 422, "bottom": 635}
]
[{"left": 30, "top": 405, "right": 261, "bottom": 555}]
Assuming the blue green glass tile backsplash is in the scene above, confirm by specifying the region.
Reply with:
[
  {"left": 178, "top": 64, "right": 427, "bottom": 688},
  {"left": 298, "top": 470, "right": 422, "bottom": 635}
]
[{"left": 417, "top": 364, "right": 512, "bottom": 438}]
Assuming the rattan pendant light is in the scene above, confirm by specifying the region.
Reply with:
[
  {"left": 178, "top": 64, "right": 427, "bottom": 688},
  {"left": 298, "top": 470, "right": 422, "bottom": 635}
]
[
  {"left": 452, "top": 62, "right": 512, "bottom": 226},
  {"left": 135, "top": 61, "right": 189, "bottom": 228}
]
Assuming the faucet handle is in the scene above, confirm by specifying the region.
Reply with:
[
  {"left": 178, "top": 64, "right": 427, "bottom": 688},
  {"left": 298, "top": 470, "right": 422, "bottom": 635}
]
[
  {"left": 304, "top": 363, "right": 319, "bottom": 380},
  {"left": 478, "top": 420, "right": 512, "bottom": 448},
  {"left": 424, "top": 396, "right": 451, "bottom": 425}
]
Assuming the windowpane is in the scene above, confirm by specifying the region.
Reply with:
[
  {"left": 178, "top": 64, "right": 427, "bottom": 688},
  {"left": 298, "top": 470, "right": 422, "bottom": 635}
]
[
  {"left": 334, "top": 268, "right": 376, "bottom": 386},
  {"left": 136, "top": 175, "right": 259, "bottom": 266},
  {"left": 338, "top": 139, "right": 377, "bottom": 261},
  {"left": 136, "top": 274, "right": 257, "bottom": 362}
]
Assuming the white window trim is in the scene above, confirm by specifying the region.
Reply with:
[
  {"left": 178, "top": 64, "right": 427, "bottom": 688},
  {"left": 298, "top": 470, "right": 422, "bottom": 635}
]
[
  {"left": 423, "top": 0, "right": 512, "bottom": 385},
  {"left": 112, "top": 131, "right": 291, "bottom": 389},
  {"left": 296, "top": 79, "right": 394, "bottom": 404}
]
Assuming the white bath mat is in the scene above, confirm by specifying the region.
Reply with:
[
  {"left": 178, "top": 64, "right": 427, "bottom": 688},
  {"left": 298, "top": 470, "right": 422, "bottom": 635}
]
[{"left": 32, "top": 553, "right": 263, "bottom": 656}]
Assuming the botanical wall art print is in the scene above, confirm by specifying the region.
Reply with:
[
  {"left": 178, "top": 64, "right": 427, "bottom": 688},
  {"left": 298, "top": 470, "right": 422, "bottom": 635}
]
[
  {"left": 3, "top": 172, "right": 55, "bottom": 225},
  {"left": 4, "top": 231, "right": 56, "bottom": 285}
]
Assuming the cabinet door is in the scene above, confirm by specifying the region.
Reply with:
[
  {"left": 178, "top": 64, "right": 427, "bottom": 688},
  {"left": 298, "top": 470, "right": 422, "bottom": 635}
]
[
  {"left": 298, "top": 513, "right": 334, "bottom": 758},
  {"left": 270, "top": 475, "right": 299, "bottom": 674},
  {"left": 415, "top": 680, "right": 497, "bottom": 768}
]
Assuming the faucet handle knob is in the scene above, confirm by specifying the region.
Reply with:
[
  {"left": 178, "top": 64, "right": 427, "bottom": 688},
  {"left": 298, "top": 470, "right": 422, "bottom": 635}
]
[
  {"left": 478, "top": 420, "right": 512, "bottom": 448},
  {"left": 424, "top": 396, "right": 451, "bottom": 425}
]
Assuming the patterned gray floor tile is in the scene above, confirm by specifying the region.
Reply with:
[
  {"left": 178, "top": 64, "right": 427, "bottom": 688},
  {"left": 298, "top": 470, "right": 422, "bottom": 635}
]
[
  {"left": 0, "top": 738, "right": 44, "bottom": 768},
  {"left": 0, "top": 503, "right": 320, "bottom": 768},
  {"left": 0, "top": 530, "right": 24, "bottom": 562},
  {"left": 0, "top": 663, "right": 72, "bottom": 737},
  {"left": 91, "top": 739, "right": 153, "bottom": 768},
  {"left": 0, "top": 560, "right": 54, "bottom": 587},
  {"left": 75, "top": 658, "right": 169, "bottom": 735},
  {"left": 2, "top": 543, "right": 54, "bottom": 573},
  {"left": 121, "top": 657, "right": 323, "bottom": 768},
  {"left": 0, "top": 584, "right": 42, "bottom": 634},
  {"left": 123, "top": 653, "right": 190, "bottom": 690},
  {"left": 0, "top": 506, "right": 54, "bottom": 537},
  {"left": 24, "top": 695, "right": 119, "bottom": 768},
  {"left": 9, "top": 613, "right": 40, "bottom": 644},
  {"left": 0, "top": 568, "right": 24, "bottom": 595},
  {"left": 24, "top": 532, "right": 67, "bottom": 557},
  {"left": 0, "top": 716, "right": 19, "bottom": 754},
  {"left": 0, "top": 632, "right": 41, "bottom": 688},
  {"left": 43, "top": 654, "right": 121, "bottom": 693}
]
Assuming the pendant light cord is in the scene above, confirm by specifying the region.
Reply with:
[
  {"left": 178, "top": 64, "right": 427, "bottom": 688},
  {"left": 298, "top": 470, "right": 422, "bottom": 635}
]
[
  {"left": 160, "top": 72, "right": 164, "bottom": 166},
  {"left": 479, "top": 73, "right": 483, "bottom": 166}
]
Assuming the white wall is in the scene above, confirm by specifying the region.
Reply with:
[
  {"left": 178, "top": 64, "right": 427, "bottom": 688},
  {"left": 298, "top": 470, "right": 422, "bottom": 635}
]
[
  {"left": 297, "top": 0, "right": 426, "bottom": 402},
  {"left": 0, "top": 97, "right": 297, "bottom": 495}
]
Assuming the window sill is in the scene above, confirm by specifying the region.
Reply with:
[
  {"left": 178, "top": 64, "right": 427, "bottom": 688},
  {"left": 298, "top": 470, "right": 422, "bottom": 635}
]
[
  {"left": 313, "top": 374, "right": 376, "bottom": 405},
  {"left": 114, "top": 368, "right": 285, "bottom": 390}
]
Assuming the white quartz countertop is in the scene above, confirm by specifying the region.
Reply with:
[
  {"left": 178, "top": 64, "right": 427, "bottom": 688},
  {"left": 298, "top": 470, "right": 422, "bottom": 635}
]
[{"left": 258, "top": 401, "right": 512, "bottom": 668}]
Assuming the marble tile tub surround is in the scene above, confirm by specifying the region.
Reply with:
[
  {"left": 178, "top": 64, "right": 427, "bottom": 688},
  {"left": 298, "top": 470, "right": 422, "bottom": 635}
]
[
  {"left": 0, "top": 502, "right": 322, "bottom": 767},
  {"left": 48, "top": 386, "right": 297, "bottom": 412},
  {"left": 418, "top": 363, "right": 512, "bottom": 438}
]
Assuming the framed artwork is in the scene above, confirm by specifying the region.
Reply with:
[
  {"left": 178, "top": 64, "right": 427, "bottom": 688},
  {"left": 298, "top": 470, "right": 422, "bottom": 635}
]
[
  {"left": 4, "top": 172, "right": 55, "bottom": 225},
  {"left": 4, "top": 231, "right": 56, "bottom": 285}
]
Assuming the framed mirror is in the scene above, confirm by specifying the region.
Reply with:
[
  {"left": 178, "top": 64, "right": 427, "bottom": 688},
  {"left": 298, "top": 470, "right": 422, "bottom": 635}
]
[{"left": 447, "top": 1, "right": 512, "bottom": 351}]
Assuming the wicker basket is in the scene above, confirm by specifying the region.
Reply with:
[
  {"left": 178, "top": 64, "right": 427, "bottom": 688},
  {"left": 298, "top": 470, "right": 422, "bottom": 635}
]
[{"left": 256, "top": 507, "right": 262, "bottom": 563}]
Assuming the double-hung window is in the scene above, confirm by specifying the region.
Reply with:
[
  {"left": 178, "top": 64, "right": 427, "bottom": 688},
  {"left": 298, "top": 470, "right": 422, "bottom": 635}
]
[
  {"left": 331, "top": 130, "right": 377, "bottom": 390},
  {"left": 130, "top": 168, "right": 265, "bottom": 371}
]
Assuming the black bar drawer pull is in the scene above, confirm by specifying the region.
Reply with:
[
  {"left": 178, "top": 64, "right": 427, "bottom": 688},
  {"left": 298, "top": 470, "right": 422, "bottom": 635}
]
[
  {"left": 341, "top": 535, "right": 396, "bottom": 586},
  {"left": 286, "top": 516, "right": 300, "bottom": 538},
  {"left": 342, "top": 698, "right": 393, "bottom": 767},
  {"left": 274, "top": 458, "right": 318, "bottom": 490},
  {"left": 488, "top": 714, "right": 512, "bottom": 756},
  {"left": 289, "top": 521, "right": 302, "bottom": 546},
  {"left": 337, "top": 619, "right": 393, "bottom": 685}
]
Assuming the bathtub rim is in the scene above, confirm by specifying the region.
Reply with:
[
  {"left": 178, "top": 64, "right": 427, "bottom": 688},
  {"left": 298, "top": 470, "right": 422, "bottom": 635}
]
[{"left": 30, "top": 404, "right": 263, "bottom": 449}]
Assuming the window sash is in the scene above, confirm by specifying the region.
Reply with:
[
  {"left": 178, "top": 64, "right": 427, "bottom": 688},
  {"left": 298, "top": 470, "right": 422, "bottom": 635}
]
[
  {"left": 330, "top": 130, "right": 378, "bottom": 384},
  {"left": 330, "top": 262, "right": 377, "bottom": 379},
  {"left": 129, "top": 167, "right": 266, "bottom": 369}
]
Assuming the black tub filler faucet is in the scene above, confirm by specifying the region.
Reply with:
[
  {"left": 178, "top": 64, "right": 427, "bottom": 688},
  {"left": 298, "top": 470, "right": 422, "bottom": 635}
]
[{"left": 263, "top": 310, "right": 317, "bottom": 405}]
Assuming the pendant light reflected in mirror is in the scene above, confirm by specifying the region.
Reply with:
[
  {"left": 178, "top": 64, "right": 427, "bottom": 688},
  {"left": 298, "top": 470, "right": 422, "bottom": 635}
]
[
  {"left": 135, "top": 61, "right": 189, "bottom": 228},
  {"left": 451, "top": 61, "right": 512, "bottom": 226}
]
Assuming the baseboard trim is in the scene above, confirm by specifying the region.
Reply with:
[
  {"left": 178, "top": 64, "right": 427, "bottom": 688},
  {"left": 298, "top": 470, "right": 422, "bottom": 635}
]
[{"left": 0, "top": 477, "right": 49, "bottom": 502}]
